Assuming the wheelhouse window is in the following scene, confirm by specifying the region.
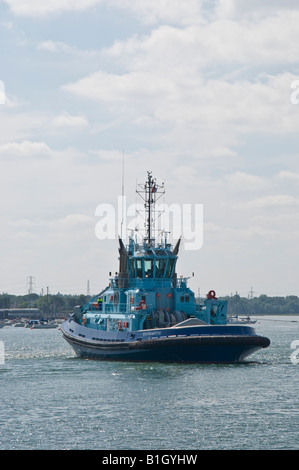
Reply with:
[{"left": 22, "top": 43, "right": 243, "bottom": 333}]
[
  {"left": 136, "top": 259, "right": 143, "bottom": 278},
  {"left": 155, "top": 259, "right": 166, "bottom": 278},
  {"left": 144, "top": 259, "right": 154, "bottom": 278},
  {"left": 165, "top": 258, "right": 175, "bottom": 278},
  {"left": 129, "top": 258, "right": 135, "bottom": 277}
]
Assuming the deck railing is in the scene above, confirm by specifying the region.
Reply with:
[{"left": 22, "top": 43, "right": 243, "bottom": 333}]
[{"left": 89, "top": 302, "right": 154, "bottom": 315}]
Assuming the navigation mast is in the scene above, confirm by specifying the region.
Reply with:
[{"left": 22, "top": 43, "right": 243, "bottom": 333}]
[{"left": 136, "top": 171, "right": 165, "bottom": 244}]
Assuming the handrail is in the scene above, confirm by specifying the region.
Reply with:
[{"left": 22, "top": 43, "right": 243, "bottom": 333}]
[{"left": 88, "top": 302, "right": 154, "bottom": 315}]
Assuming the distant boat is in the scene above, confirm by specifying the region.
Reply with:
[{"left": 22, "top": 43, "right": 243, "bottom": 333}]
[
  {"left": 227, "top": 316, "right": 257, "bottom": 325},
  {"left": 0, "top": 320, "right": 13, "bottom": 327},
  {"left": 26, "top": 320, "right": 58, "bottom": 329},
  {"left": 61, "top": 172, "right": 270, "bottom": 363}
]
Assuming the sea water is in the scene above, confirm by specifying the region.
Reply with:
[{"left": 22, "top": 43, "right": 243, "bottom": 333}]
[{"left": 0, "top": 316, "right": 298, "bottom": 450}]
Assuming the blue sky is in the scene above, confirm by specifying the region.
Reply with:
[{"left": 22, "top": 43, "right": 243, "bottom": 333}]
[{"left": 1, "top": 0, "right": 299, "bottom": 297}]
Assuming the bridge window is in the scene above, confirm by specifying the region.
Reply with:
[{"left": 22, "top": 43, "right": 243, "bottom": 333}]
[
  {"left": 144, "top": 259, "right": 154, "bottom": 278},
  {"left": 136, "top": 259, "right": 143, "bottom": 278},
  {"left": 165, "top": 259, "right": 175, "bottom": 278},
  {"left": 129, "top": 258, "right": 135, "bottom": 276},
  {"left": 155, "top": 259, "right": 166, "bottom": 278}
]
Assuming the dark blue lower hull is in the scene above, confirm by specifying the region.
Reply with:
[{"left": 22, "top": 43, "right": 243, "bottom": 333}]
[{"left": 61, "top": 320, "right": 270, "bottom": 363}]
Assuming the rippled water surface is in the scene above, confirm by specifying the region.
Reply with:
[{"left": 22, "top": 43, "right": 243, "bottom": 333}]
[{"left": 0, "top": 316, "right": 298, "bottom": 450}]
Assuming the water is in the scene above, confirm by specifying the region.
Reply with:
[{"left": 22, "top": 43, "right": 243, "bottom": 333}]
[{"left": 0, "top": 317, "right": 298, "bottom": 450}]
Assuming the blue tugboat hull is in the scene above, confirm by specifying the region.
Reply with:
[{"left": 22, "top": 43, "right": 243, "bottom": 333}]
[{"left": 61, "top": 319, "right": 270, "bottom": 364}]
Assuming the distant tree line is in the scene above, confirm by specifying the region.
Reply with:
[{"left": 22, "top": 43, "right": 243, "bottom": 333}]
[
  {"left": 0, "top": 292, "right": 89, "bottom": 316},
  {"left": 1, "top": 292, "right": 299, "bottom": 316},
  {"left": 222, "top": 294, "right": 299, "bottom": 316}
]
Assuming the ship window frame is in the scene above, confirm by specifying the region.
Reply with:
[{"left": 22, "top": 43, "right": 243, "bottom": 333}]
[
  {"left": 155, "top": 258, "right": 167, "bottom": 278},
  {"left": 165, "top": 258, "right": 175, "bottom": 278},
  {"left": 144, "top": 258, "right": 154, "bottom": 278},
  {"left": 136, "top": 258, "right": 143, "bottom": 278},
  {"left": 129, "top": 258, "right": 135, "bottom": 277}
]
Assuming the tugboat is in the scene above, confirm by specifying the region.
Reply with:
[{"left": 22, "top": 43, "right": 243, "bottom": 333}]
[{"left": 61, "top": 172, "right": 270, "bottom": 363}]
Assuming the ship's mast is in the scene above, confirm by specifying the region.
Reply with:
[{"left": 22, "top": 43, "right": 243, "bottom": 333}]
[
  {"left": 136, "top": 171, "right": 165, "bottom": 244},
  {"left": 146, "top": 171, "right": 153, "bottom": 244}
]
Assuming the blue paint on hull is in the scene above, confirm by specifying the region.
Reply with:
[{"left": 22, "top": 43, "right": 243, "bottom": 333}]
[{"left": 61, "top": 319, "right": 270, "bottom": 364}]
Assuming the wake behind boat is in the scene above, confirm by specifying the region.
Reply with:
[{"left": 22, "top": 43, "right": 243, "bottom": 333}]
[{"left": 61, "top": 172, "right": 270, "bottom": 363}]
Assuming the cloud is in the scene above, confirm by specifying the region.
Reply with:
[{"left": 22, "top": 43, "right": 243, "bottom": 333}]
[
  {"left": 89, "top": 149, "right": 127, "bottom": 162},
  {"left": 241, "top": 194, "right": 299, "bottom": 209},
  {"left": 60, "top": 7, "right": 299, "bottom": 157},
  {"left": 62, "top": 70, "right": 173, "bottom": 110},
  {"left": 63, "top": 70, "right": 299, "bottom": 143},
  {"left": 0, "top": 107, "right": 49, "bottom": 144},
  {"left": 52, "top": 213, "right": 93, "bottom": 228},
  {"left": 111, "top": 0, "right": 203, "bottom": 25},
  {"left": 12, "top": 214, "right": 94, "bottom": 234},
  {"left": 6, "top": 0, "right": 298, "bottom": 26},
  {"left": 37, "top": 40, "right": 99, "bottom": 57},
  {"left": 225, "top": 172, "right": 268, "bottom": 191},
  {"left": 52, "top": 112, "right": 89, "bottom": 128},
  {"left": 2, "top": 0, "right": 104, "bottom": 17},
  {"left": 216, "top": 0, "right": 299, "bottom": 19},
  {"left": 0, "top": 80, "right": 4, "bottom": 105},
  {"left": 0, "top": 140, "right": 54, "bottom": 160},
  {"left": 0, "top": 20, "right": 13, "bottom": 29},
  {"left": 3, "top": 0, "right": 203, "bottom": 23},
  {"left": 105, "top": 13, "right": 299, "bottom": 73},
  {"left": 278, "top": 171, "right": 299, "bottom": 182},
  {"left": 37, "top": 40, "right": 76, "bottom": 53}
]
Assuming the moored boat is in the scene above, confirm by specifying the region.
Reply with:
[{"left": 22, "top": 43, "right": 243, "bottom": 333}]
[
  {"left": 26, "top": 320, "right": 58, "bottom": 329},
  {"left": 227, "top": 316, "right": 257, "bottom": 325},
  {"left": 61, "top": 172, "right": 270, "bottom": 363}
]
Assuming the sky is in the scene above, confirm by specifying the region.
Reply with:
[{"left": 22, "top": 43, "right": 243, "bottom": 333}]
[{"left": 1, "top": 0, "right": 299, "bottom": 297}]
